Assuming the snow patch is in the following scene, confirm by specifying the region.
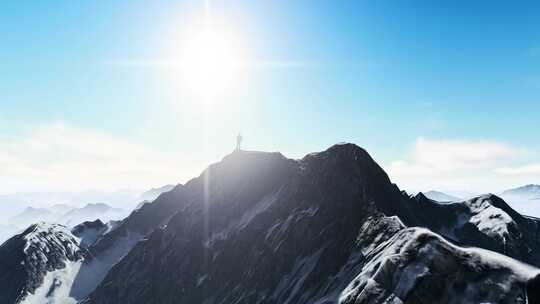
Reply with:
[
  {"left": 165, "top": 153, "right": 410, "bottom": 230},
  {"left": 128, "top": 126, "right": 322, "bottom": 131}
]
[
  {"left": 21, "top": 260, "right": 82, "bottom": 304},
  {"left": 23, "top": 222, "right": 81, "bottom": 257},
  {"left": 339, "top": 228, "right": 539, "bottom": 304},
  {"left": 466, "top": 196, "right": 515, "bottom": 239}
]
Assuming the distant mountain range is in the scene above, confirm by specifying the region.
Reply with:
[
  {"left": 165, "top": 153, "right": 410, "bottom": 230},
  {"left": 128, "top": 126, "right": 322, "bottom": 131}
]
[
  {"left": 8, "top": 203, "right": 123, "bottom": 227},
  {"left": 422, "top": 190, "right": 461, "bottom": 202},
  {"left": 501, "top": 184, "right": 540, "bottom": 201},
  {"left": 8, "top": 206, "right": 58, "bottom": 227},
  {"left": 0, "top": 203, "right": 123, "bottom": 243},
  {"left": 2, "top": 144, "right": 539, "bottom": 303},
  {"left": 137, "top": 184, "right": 175, "bottom": 202},
  {"left": 498, "top": 184, "right": 540, "bottom": 218},
  {"left": 0, "top": 186, "right": 176, "bottom": 243},
  {"left": 133, "top": 184, "right": 177, "bottom": 211},
  {"left": 0, "top": 190, "right": 140, "bottom": 222},
  {"left": 421, "top": 185, "right": 540, "bottom": 217}
]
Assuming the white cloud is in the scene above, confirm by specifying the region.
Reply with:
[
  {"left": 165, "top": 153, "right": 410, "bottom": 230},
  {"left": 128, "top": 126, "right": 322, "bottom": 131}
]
[
  {"left": 385, "top": 138, "right": 535, "bottom": 193},
  {"left": 0, "top": 122, "right": 205, "bottom": 194},
  {"left": 494, "top": 163, "right": 540, "bottom": 175},
  {"left": 389, "top": 138, "right": 523, "bottom": 173}
]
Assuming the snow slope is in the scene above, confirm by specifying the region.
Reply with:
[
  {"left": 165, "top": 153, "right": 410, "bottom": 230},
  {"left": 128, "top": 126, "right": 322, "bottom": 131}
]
[
  {"left": 340, "top": 227, "right": 539, "bottom": 304},
  {"left": 0, "top": 222, "right": 86, "bottom": 303}
]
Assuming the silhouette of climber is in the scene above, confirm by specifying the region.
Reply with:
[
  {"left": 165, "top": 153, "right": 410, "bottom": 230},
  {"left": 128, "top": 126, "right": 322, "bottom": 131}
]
[{"left": 236, "top": 133, "right": 242, "bottom": 151}]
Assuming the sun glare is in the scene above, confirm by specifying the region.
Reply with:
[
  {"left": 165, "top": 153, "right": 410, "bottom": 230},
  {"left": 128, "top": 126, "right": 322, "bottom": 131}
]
[{"left": 178, "top": 27, "right": 243, "bottom": 98}]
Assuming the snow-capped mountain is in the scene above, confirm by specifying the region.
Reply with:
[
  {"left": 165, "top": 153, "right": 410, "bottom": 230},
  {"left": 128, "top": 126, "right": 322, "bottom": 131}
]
[
  {"left": 2, "top": 144, "right": 540, "bottom": 304},
  {"left": 499, "top": 184, "right": 540, "bottom": 217},
  {"left": 1, "top": 207, "right": 61, "bottom": 243},
  {"left": 502, "top": 184, "right": 540, "bottom": 200},
  {"left": 412, "top": 192, "right": 540, "bottom": 267},
  {"left": 0, "top": 222, "right": 86, "bottom": 304},
  {"left": 340, "top": 227, "right": 540, "bottom": 303},
  {"left": 0, "top": 219, "right": 124, "bottom": 304},
  {"left": 422, "top": 190, "right": 461, "bottom": 202}
]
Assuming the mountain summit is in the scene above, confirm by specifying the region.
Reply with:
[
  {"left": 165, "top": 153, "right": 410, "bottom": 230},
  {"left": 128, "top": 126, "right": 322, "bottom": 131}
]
[
  {"left": 81, "top": 144, "right": 540, "bottom": 304},
  {"left": 1, "top": 143, "right": 539, "bottom": 304}
]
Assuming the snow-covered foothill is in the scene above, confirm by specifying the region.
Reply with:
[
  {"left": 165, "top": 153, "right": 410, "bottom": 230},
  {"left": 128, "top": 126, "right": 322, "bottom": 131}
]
[{"left": 340, "top": 227, "right": 539, "bottom": 304}]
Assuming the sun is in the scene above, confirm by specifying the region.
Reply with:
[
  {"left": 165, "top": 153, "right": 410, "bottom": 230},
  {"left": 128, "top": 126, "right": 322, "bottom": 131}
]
[{"left": 178, "top": 26, "right": 243, "bottom": 98}]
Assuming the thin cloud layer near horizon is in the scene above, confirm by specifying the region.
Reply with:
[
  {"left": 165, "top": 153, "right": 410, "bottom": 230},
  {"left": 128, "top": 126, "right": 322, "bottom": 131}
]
[{"left": 1, "top": 1, "right": 539, "bottom": 194}]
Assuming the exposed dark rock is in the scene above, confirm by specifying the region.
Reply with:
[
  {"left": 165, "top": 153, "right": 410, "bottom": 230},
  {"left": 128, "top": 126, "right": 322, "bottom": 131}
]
[
  {"left": 3, "top": 144, "right": 540, "bottom": 304},
  {"left": 82, "top": 145, "right": 540, "bottom": 304}
]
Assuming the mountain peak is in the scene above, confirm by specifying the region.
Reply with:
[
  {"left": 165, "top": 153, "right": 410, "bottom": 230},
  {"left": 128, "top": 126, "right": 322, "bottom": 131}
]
[
  {"left": 414, "top": 192, "right": 431, "bottom": 202},
  {"left": 328, "top": 142, "right": 369, "bottom": 153},
  {"left": 301, "top": 143, "right": 392, "bottom": 191},
  {"left": 472, "top": 193, "right": 524, "bottom": 220},
  {"left": 195, "top": 149, "right": 292, "bottom": 186},
  {"left": 304, "top": 143, "right": 371, "bottom": 159},
  {"left": 222, "top": 149, "right": 286, "bottom": 162}
]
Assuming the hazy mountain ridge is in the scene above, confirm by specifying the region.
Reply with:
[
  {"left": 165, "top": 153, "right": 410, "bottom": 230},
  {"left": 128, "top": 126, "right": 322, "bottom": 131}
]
[
  {"left": 422, "top": 190, "right": 461, "bottom": 202},
  {"left": 0, "top": 190, "right": 139, "bottom": 217},
  {"left": 1, "top": 203, "right": 124, "bottom": 240},
  {"left": 502, "top": 184, "right": 540, "bottom": 197},
  {"left": 499, "top": 184, "right": 540, "bottom": 218},
  {"left": 0, "top": 186, "right": 176, "bottom": 243},
  {"left": 0, "top": 191, "right": 138, "bottom": 243},
  {"left": 423, "top": 184, "right": 540, "bottom": 218},
  {"left": 137, "top": 184, "right": 176, "bottom": 202},
  {"left": 8, "top": 207, "right": 57, "bottom": 228}
]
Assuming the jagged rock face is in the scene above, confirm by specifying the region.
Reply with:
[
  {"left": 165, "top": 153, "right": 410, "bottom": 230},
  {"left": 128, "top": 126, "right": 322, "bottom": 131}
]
[
  {"left": 53, "top": 184, "right": 190, "bottom": 301},
  {"left": 4, "top": 144, "right": 540, "bottom": 304},
  {"left": 83, "top": 145, "right": 413, "bottom": 303},
  {"left": 72, "top": 219, "right": 108, "bottom": 248},
  {"left": 0, "top": 223, "right": 85, "bottom": 303},
  {"left": 84, "top": 144, "right": 538, "bottom": 304},
  {"left": 88, "top": 184, "right": 186, "bottom": 257},
  {"left": 340, "top": 228, "right": 538, "bottom": 304}
]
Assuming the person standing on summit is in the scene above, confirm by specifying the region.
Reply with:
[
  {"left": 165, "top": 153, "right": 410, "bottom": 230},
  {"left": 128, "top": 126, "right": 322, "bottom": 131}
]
[{"left": 236, "top": 133, "right": 242, "bottom": 151}]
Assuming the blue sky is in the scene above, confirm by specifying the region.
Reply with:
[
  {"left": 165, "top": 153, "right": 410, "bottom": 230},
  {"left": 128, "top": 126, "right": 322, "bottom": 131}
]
[{"left": 1, "top": 1, "right": 539, "bottom": 194}]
